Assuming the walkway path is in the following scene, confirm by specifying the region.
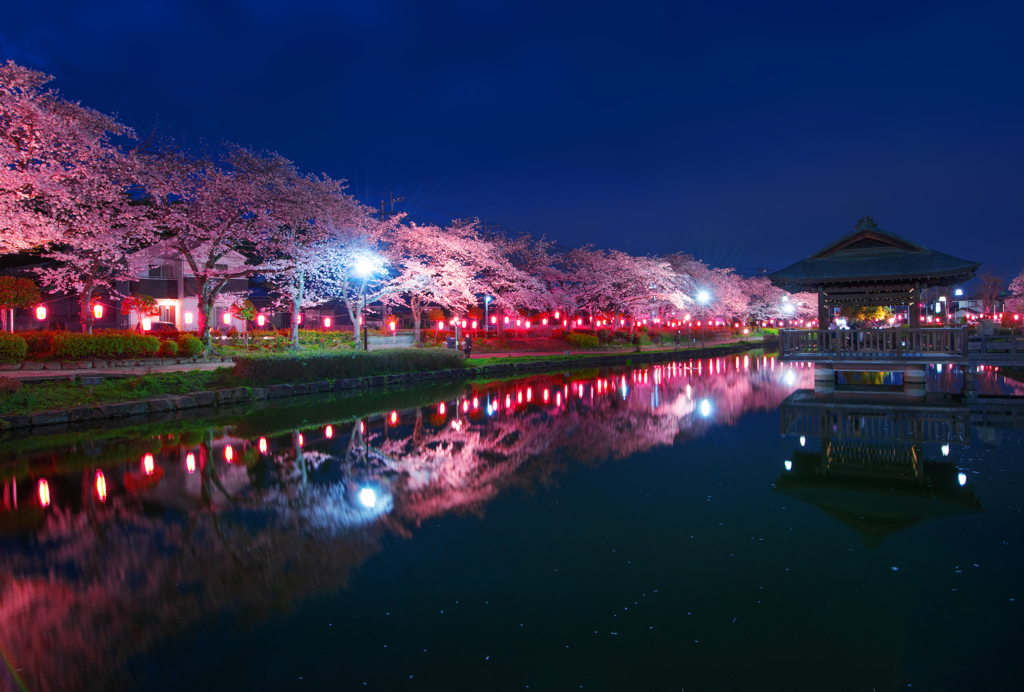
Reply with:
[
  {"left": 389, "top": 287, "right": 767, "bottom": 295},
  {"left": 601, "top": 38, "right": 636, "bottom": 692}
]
[{"left": 7, "top": 337, "right": 770, "bottom": 381}]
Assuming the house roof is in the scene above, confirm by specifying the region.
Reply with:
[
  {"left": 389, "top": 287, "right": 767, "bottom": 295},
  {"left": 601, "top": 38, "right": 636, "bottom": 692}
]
[{"left": 769, "top": 216, "right": 981, "bottom": 288}]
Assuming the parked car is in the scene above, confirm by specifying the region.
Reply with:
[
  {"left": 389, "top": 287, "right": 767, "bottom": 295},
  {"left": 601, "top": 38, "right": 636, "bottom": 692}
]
[{"left": 149, "top": 322, "right": 177, "bottom": 333}]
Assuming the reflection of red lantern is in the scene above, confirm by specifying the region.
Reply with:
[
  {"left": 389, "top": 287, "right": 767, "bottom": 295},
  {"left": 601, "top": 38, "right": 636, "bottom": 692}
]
[
  {"left": 186, "top": 453, "right": 196, "bottom": 473},
  {"left": 225, "top": 445, "right": 233, "bottom": 462},
  {"left": 390, "top": 411, "right": 398, "bottom": 424},
  {"left": 38, "top": 479, "right": 51, "bottom": 507},
  {"left": 35, "top": 306, "right": 46, "bottom": 320},
  {"left": 438, "top": 402, "right": 446, "bottom": 415},
  {"left": 95, "top": 471, "right": 107, "bottom": 502},
  {"left": 258, "top": 438, "right": 267, "bottom": 454},
  {"left": 143, "top": 453, "right": 155, "bottom": 475},
  {"left": 325, "top": 425, "right": 333, "bottom": 438}
]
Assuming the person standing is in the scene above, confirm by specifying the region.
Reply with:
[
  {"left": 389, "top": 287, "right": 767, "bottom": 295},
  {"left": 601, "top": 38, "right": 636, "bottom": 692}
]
[{"left": 463, "top": 334, "right": 472, "bottom": 359}]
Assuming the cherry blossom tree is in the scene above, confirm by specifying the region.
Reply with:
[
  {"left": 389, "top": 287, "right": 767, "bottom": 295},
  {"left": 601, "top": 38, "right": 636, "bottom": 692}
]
[
  {"left": 386, "top": 220, "right": 507, "bottom": 342},
  {"left": 1, "top": 61, "right": 135, "bottom": 255},
  {"left": 139, "top": 144, "right": 298, "bottom": 352},
  {"left": 260, "top": 166, "right": 382, "bottom": 348}
]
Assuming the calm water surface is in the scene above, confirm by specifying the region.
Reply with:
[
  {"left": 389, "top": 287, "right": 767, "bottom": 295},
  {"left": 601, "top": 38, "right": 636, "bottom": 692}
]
[{"left": 1, "top": 354, "right": 1022, "bottom": 692}]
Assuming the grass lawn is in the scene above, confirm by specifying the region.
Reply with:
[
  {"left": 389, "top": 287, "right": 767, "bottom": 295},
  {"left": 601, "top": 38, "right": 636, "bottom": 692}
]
[{"left": 0, "top": 369, "right": 238, "bottom": 417}]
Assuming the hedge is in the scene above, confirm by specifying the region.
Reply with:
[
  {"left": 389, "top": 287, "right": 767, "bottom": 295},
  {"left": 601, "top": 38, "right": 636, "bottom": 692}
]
[
  {"left": 0, "top": 334, "right": 27, "bottom": 364},
  {"left": 21, "top": 330, "right": 161, "bottom": 360},
  {"left": 564, "top": 333, "right": 599, "bottom": 349},
  {"left": 232, "top": 348, "right": 466, "bottom": 383}
]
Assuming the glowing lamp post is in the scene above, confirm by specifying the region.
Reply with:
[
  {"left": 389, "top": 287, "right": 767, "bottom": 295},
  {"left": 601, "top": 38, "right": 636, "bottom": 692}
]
[
  {"left": 697, "top": 291, "right": 710, "bottom": 348},
  {"left": 93, "top": 304, "right": 103, "bottom": 319},
  {"left": 354, "top": 256, "right": 378, "bottom": 351},
  {"left": 35, "top": 306, "right": 46, "bottom": 320},
  {"left": 257, "top": 314, "right": 266, "bottom": 327},
  {"left": 484, "top": 296, "right": 491, "bottom": 334}
]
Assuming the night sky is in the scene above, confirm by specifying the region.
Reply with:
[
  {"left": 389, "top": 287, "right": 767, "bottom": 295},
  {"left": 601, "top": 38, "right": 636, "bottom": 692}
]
[{"left": 3, "top": 1, "right": 1022, "bottom": 279}]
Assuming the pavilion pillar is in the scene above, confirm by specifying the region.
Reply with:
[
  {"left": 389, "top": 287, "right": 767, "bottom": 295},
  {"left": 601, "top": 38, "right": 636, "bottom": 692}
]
[
  {"left": 817, "top": 286, "right": 828, "bottom": 328},
  {"left": 910, "top": 283, "right": 921, "bottom": 329}
]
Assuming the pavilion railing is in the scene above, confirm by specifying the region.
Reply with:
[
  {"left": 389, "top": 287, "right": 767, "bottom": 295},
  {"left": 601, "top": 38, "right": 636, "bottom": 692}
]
[
  {"left": 779, "top": 327, "right": 969, "bottom": 359},
  {"left": 968, "top": 334, "right": 1024, "bottom": 360}
]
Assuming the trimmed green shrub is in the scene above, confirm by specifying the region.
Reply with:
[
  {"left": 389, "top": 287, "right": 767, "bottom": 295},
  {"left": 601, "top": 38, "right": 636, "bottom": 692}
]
[
  {"left": 0, "top": 333, "right": 27, "bottom": 363},
  {"left": 631, "top": 333, "right": 650, "bottom": 346},
  {"left": 565, "top": 333, "right": 599, "bottom": 349},
  {"left": 23, "top": 330, "right": 166, "bottom": 360},
  {"left": 232, "top": 348, "right": 466, "bottom": 383},
  {"left": 177, "top": 335, "right": 204, "bottom": 359},
  {"left": 158, "top": 340, "right": 179, "bottom": 357}
]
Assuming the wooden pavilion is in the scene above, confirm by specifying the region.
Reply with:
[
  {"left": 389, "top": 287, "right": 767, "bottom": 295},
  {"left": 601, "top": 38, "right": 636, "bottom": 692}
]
[{"left": 769, "top": 216, "right": 980, "bottom": 329}]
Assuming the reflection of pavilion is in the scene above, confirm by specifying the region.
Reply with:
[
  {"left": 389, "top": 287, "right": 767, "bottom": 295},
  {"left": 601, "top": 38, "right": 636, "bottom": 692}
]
[{"left": 777, "top": 390, "right": 981, "bottom": 546}]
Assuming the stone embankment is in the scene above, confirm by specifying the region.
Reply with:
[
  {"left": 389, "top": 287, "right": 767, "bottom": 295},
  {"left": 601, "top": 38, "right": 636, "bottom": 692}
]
[{"left": 0, "top": 342, "right": 766, "bottom": 431}]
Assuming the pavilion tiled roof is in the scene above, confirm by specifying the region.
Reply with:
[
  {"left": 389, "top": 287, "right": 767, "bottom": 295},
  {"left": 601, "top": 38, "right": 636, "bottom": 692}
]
[{"left": 769, "top": 216, "right": 980, "bottom": 287}]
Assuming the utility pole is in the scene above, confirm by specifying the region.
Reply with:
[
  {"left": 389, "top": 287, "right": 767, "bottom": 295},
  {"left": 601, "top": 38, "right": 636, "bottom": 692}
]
[{"left": 380, "top": 191, "right": 405, "bottom": 222}]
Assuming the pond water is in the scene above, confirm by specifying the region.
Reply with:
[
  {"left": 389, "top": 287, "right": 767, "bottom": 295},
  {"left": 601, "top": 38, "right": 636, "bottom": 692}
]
[{"left": 1, "top": 354, "right": 1022, "bottom": 691}]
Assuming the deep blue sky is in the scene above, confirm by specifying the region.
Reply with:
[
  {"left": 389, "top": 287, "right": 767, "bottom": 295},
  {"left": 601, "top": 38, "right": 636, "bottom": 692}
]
[{"left": 3, "top": 0, "right": 1022, "bottom": 278}]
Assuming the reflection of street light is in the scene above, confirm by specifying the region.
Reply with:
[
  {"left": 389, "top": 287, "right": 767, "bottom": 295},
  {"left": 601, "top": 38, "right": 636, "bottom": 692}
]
[
  {"left": 699, "top": 399, "right": 712, "bottom": 417},
  {"left": 697, "top": 291, "right": 710, "bottom": 347},
  {"left": 958, "top": 472, "right": 967, "bottom": 486},
  {"left": 359, "top": 487, "right": 377, "bottom": 508},
  {"left": 784, "top": 460, "right": 792, "bottom": 471}
]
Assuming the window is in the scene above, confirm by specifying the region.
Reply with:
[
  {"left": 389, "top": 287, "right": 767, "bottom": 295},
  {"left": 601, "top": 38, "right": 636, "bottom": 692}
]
[{"left": 148, "top": 264, "right": 175, "bottom": 279}]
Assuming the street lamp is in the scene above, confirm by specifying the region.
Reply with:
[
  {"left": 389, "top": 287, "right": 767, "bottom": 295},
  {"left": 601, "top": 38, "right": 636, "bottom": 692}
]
[
  {"left": 354, "top": 255, "right": 378, "bottom": 351},
  {"left": 697, "top": 290, "right": 710, "bottom": 348},
  {"left": 484, "top": 295, "right": 492, "bottom": 335}
]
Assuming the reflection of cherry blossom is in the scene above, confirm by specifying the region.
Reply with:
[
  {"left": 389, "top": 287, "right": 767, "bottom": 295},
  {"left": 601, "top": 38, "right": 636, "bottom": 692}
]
[{"left": 0, "top": 356, "right": 817, "bottom": 691}]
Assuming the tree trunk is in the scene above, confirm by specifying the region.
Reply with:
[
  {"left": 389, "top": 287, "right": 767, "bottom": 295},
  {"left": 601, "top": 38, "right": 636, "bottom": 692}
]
[
  {"left": 196, "top": 278, "right": 216, "bottom": 355},
  {"left": 80, "top": 260, "right": 98, "bottom": 335},
  {"left": 411, "top": 295, "right": 422, "bottom": 345},
  {"left": 289, "top": 272, "right": 303, "bottom": 349}
]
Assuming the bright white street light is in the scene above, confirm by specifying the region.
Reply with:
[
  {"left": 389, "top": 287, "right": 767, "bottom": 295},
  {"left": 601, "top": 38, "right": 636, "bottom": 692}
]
[
  {"left": 697, "top": 291, "right": 710, "bottom": 304},
  {"left": 358, "top": 487, "right": 377, "bottom": 508},
  {"left": 782, "top": 303, "right": 795, "bottom": 314},
  {"left": 354, "top": 256, "right": 375, "bottom": 278}
]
